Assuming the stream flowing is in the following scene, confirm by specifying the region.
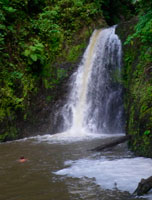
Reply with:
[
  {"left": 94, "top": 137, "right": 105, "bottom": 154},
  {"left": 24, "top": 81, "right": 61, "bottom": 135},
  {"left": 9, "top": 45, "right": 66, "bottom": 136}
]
[{"left": 0, "top": 27, "right": 152, "bottom": 200}]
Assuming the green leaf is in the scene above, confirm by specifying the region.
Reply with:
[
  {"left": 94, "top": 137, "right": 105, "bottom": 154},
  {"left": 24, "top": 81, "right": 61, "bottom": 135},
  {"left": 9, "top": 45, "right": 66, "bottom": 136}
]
[
  {"left": 30, "top": 54, "right": 37, "bottom": 61},
  {"left": 144, "top": 130, "right": 150, "bottom": 135},
  {"left": 4, "top": 6, "right": 16, "bottom": 13},
  {"left": 24, "top": 49, "right": 30, "bottom": 57}
]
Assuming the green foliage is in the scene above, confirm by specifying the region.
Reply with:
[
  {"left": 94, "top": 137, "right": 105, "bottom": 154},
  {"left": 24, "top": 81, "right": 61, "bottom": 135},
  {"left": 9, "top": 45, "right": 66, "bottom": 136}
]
[
  {"left": 0, "top": 126, "right": 18, "bottom": 142},
  {"left": 0, "top": 0, "right": 104, "bottom": 141},
  {"left": 132, "top": 0, "right": 152, "bottom": 13},
  {"left": 125, "top": 10, "right": 152, "bottom": 45},
  {"left": 123, "top": 4, "right": 152, "bottom": 156},
  {"left": 67, "top": 43, "right": 86, "bottom": 62},
  {"left": 23, "top": 40, "right": 45, "bottom": 63},
  {"left": 144, "top": 130, "right": 150, "bottom": 136}
]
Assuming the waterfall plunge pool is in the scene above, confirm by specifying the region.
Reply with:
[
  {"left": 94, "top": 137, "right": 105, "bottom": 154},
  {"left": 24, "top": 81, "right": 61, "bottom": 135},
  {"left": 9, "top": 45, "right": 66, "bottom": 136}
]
[{"left": 0, "top": 134, "right": 152, "bottom": 200}]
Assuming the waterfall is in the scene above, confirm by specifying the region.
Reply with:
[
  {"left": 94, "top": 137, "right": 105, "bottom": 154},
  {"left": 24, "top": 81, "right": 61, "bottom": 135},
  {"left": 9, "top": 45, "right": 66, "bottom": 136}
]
[{"left": 55, "top": 26, "right": 124, "bottom": 136}]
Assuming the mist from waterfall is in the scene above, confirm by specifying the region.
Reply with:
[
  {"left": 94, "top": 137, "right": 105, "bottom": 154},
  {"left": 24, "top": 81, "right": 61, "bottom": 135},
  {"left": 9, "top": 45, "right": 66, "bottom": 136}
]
[{"left": 54, "top": 26, "right": 124, "bottom": 137}]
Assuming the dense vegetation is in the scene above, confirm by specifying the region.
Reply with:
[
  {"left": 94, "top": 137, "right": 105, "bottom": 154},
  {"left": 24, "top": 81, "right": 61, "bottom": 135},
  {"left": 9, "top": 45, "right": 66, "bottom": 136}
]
[
  {"left": 0, "top": 0, "right": 106, "bottom": 141},
  {"left": 120, "top": 0, "right": 152, "bottom": 157},
  {"left": 0, "top": 0, "right": 152, "bottom": 157}
]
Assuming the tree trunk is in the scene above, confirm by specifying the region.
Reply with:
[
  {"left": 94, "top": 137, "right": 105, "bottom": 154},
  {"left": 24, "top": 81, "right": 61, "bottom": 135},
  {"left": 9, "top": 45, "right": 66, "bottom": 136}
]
[{"left": 91, "top": 135, "right": 131, "bottom": 151}]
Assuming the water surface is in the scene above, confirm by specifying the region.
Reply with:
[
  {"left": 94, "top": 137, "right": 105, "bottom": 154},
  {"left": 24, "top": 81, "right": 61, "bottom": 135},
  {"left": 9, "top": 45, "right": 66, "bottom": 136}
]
[{"left": 0, "top": 134, "right": 152, "bottom": 200}]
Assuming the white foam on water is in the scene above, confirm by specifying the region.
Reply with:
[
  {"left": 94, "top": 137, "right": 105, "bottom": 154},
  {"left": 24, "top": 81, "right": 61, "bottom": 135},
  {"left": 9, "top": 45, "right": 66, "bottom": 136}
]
[
  {"left": 54, "top": 157, "right": 152, "bottom": 194},
  {"left": 16, "top": 131, "right": 124, "bottom": 144}
]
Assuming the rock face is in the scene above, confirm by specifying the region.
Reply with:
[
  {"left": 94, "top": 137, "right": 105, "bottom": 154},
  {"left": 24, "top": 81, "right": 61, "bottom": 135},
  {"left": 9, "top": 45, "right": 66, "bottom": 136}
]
[
  {"left": 134, "top": 176, "right": 152, "bottom": 196},
  {"left": 116, "top": 18, "right": 152, "bottom": 158},
  {"left": 16, "top": 61, "right": 80, "bottom": 138}
]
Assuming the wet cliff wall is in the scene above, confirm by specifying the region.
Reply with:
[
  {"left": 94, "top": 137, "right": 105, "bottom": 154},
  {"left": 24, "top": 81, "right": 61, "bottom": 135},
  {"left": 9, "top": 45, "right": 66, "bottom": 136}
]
[{"left": 116, "top": 12, "right": 152, "bottom": 157}]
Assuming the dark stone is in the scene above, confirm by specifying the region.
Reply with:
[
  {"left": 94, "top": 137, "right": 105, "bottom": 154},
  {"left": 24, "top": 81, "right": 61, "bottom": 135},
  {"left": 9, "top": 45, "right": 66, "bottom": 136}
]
[
  {"left": 91, "top": 135, "right": 131, "bottom": 151},
  {"left": 133, "top": 176, "right": 152, "bottom": 196}
]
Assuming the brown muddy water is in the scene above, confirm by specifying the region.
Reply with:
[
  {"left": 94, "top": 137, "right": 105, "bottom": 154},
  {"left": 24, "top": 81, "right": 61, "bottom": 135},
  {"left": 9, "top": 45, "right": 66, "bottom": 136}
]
[{"left": 0, "top": 135, "right": 152, "bottom": 200}]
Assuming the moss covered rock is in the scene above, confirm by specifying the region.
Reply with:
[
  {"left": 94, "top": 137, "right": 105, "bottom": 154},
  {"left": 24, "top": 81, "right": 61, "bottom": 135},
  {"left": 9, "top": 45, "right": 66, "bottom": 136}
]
[{"left": 116, "top": 17, "right": 152, "bottom": 158}]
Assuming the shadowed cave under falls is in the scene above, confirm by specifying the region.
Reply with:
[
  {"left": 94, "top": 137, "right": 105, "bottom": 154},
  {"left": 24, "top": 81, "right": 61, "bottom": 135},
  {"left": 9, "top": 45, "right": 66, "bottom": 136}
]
[{"left": 54, "top": 26, "right": 124, "bottom": 135}]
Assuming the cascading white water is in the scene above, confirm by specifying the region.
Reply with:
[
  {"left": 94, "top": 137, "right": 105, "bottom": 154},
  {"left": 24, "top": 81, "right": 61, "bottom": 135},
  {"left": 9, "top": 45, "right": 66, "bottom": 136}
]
[
  {"left": 54, "top": 26, "right": 124, "bottom": 137},
  {"left": 85, "top": 26, "right": 123, "bottom": 133}
]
